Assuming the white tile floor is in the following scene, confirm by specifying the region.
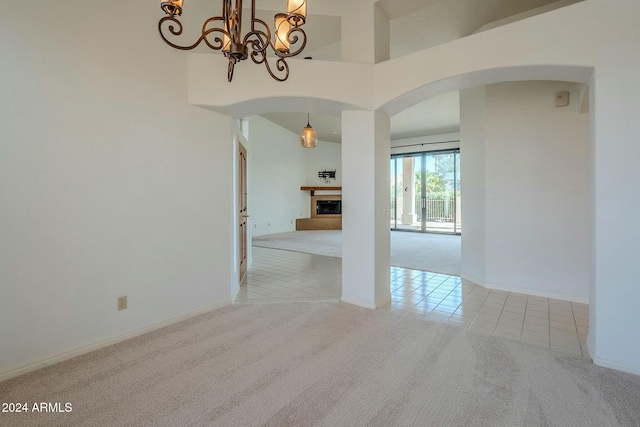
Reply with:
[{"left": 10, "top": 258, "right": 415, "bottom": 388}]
[
  {"left": 239, "top": 247, "right": 590, "bottom": 359},
  {"left": 236, "top": 247, "right": 341, "bottom": 303}
]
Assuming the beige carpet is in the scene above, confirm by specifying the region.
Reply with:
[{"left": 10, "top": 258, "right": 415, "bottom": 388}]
[
  {"left": 1, "top": 302, "right": 639, "bottom": 426},
  {"left": 253, "top": 230, "right": 461, "bottom": 276}
]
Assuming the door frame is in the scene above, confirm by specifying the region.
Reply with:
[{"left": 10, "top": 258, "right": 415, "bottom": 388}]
[
  {"left": 238, "top": 141, "right": 248, "bottom": 282},
  {"left": 390, "top": 148, "right": 461, "bottom": 235}
]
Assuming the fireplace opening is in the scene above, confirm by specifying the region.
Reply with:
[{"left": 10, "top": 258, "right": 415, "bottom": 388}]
[{"left": 316, "top": 200, "right": 341, "bottom": 215}]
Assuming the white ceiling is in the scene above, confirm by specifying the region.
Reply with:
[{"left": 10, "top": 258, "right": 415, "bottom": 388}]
[
  {"left": 259, "top": 0, "right": 582, "bottom": 143},
  {"left": 262, "top": 112, "right": 342, "bottom": 143},
  {"left": 263, "top": 91, "right": 461, "bottom": 143}
]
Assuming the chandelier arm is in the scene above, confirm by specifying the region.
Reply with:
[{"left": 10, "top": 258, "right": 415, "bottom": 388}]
[
  {"left": 251, "top": 17, "right": 307, "bottom": 59},
  {"left": 250, "top": 0, "right": 258, "bottom": 31},
  {"left": 158, "top": 17, "right": 199, "bottom": 50},
  {"left": 227, "top": 59, "right": 237, "bottom": 82},
  {"left": 203, "top": 33, "right": 228, "bottom": 51},
  {"left": 262, "top": 57, "right": 289, "bottom": 82},
  {"left": 245, "top": 32, "right": 271, "bottom": 58},
  {"left": 201, "top": 21, "right": 231, "bottom": 51},
  {"left": 243, "top": 23, "right": 302, "bottom": 80},
  {"left": 159, "top": 16, "right": 230, "bottom": 51},
  {"left": 202, "top": 16, "right": 224, "bottom": 34},
  {"left": 251, "top": 26, "right": 307, "bottom": 59},
  {"left": 276, "top": 27, "right": 307, "bottom": 58},
  {"left": 243, "top": 18, "right": 271, "bottom": 54},
  {"left": 247, "top": 49, "right": 288, "bottom": 81},
  {"left": 250, "top": 49, "right": 267, "bottom": 65}
]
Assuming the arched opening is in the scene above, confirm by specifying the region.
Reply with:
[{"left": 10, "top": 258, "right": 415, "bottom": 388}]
[
  {"left": 376, "top": 66, "right": 593, "bottom": 355},
  {"left": 229, "top": 64, "right": 594, "bottom": 358}
]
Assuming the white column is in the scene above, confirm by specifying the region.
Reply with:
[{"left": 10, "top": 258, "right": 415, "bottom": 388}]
[
  {"left": 401, "top": 157, "right": 416, "bottom": 225},
  {"left": 459, "top": 87, "right": 487, "bottom": 286},
  {"left": 342, "top": 0, "right": 389, "bottom": 64},
  {"left": 589, "top": 63, "right": 640, "bottom": 374},
  {"left": 341, "top": 110, "right": 391, "bottom": 309}
]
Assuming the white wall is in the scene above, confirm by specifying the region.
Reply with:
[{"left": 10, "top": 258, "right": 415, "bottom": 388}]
[
  {"left": 0, "top": 1, "right": 233, "bottom": 378},
  {"left": 460, "top": 87, "right": 487, "bottom": 285},
  {"left": 390, "top": 0, "right": 578, "bottom": 58},
  {"left": 305, "top": 141, "right": 342, "bottom": 187},
  {"left": 248, "top": 116, "right": 308, "bottom": 236},
  {"left": 248, "top": 117, "right": 342, "bottom": 237},
  {"left": 462, "top": 81, "right": 591, "bottom": 301}
]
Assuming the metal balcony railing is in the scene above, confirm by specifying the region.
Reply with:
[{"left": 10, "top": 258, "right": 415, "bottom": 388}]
[{"left": 389, "top": 197, "right": 456, "bottom": 223}]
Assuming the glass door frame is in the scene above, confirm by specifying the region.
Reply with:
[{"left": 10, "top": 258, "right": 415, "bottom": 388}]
[{"left": 390, "top": 149, "right": 461, "bottom": 235}]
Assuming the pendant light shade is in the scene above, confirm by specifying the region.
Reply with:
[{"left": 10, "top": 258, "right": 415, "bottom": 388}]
[
  {"left": 274, "top": 13, "right": 291, "bottom": 53},
  {"left": 300, "top": 113, "right": 317, "bottom": 148},
  {"left": 286, "top": 0, "right": 307, "bottom": 26}
]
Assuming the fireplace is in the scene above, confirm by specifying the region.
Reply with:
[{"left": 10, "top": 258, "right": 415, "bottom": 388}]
[
  {"left": 316, "top": 200, "right": 341, "bottom": 215},
  {"left": 310, "top": 194, "right": 342, "bottom": 218},
  {"left": 297, "top": 187, "right": 342, "bottom": 230}
]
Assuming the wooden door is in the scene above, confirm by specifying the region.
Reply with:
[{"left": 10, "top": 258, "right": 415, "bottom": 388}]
[{"left": 238, "top": 142, "right": 248, "bottom": 282}]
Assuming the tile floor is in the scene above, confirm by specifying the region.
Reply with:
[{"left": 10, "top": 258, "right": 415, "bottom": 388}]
[
  {"left": 238, "top": 247, "right": 590, "bottom": 359},
  {"left": 236, "top": 247, "right": 341, "bottom": 303},
  {"left": 386, "top": 266, "right": 589, "bottom": 358}
]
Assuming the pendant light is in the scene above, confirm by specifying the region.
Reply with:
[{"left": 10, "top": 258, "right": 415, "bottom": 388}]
[{"left": 300, "top": 113, "right": 317, "bottom": 148}]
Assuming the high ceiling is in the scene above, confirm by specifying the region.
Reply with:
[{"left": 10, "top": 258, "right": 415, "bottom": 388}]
[
  {"left": 260, "top": 0, "right": 583, "bottom": 143},
  {"left": 263, "top": 91, "right": 460, "bottom": 143}
]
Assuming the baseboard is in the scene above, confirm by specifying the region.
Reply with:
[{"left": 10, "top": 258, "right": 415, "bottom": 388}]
[
  {"left": 478, "top": 280, "right": 589, "bottom": 304},
  {"left": 586, "top": 330, "right": 640, "bottom": 375},
  {"left": 460, "top": 273, "right": 485, "bottom": 287},
  {"left": 341, "top": 296, "right": 377, "bottom": 310},
  {"left": 376, "top": 293, "right": 392, "bottom": 309},
  {"left": 0, "top": 300, "right": 231, "bottom": 383},
  {"left": 341, "top": 293, "right": 390, "bottom": 310},
  {"left": 460, "top": 274, "right": 589, "bottom": 304},
  {"left": 592, "top": 354, "right": 640, "bottom": 376},
  {"left": 231, "top": 279, "right": 240, "bottom": 304}
]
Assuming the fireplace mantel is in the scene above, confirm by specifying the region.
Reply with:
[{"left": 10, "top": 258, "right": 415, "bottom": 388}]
[
  {"left": 296, "top": 187, "right": 342, "bottom": 230},
  {"left": 301, "top": 186, "right": 341, "bottom": 196}
]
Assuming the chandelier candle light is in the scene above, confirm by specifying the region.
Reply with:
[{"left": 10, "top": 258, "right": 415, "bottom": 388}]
[{"left": 159, "top": 0, "right": 308, "bottom": 82}]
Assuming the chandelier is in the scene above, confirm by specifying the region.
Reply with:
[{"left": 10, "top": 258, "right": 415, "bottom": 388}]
[{"left": 159, "top": 0, "right": 308, "bottom": 82}]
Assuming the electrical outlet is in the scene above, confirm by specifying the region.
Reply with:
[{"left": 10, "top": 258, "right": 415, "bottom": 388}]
[{"left": 117, "top": 296, "right": 127, "bottom": 311}]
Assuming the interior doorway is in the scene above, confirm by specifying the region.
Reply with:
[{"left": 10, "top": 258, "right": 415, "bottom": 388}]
[
  {"left": 238, "top": 142, "right": 248, "bottom": 281},
  {"left": 390, "top": 150, "right": 461, "bottom": 234}
]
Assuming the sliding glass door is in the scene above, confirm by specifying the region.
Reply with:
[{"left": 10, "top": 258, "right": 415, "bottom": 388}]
[
  {"left": 390, "top": 150, "right": 461, "bottom": 234},
  {"left": 390, "top": 154, "right": 422, "bottom": 231}
]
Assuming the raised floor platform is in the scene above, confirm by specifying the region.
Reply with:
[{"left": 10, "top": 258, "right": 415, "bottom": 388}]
[{"left": 296, "top": 218, "right": 342, "bottom": 230}]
